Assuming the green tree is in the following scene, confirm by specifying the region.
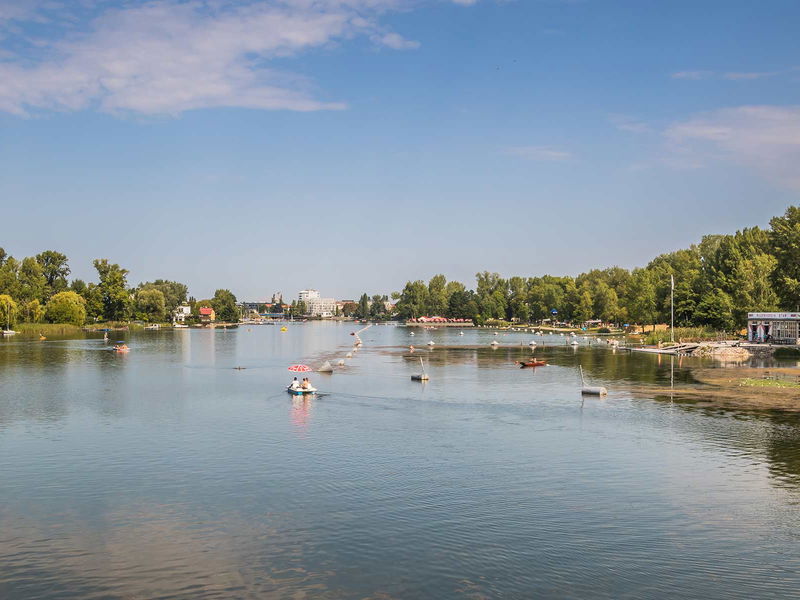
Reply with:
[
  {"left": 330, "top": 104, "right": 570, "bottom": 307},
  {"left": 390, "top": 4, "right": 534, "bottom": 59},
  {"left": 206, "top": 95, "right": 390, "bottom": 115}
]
[
  {"left": 45, "top": 291, "right": 87, "bottom": 325},
  {"left": 0, "top": 256, "right": 20, "bottom": 299},
  {"left": 94, "top": 259, "right": 131, "bottom": 320},
  {"left": 35, "top": 250, "right": 70, "bottom": 295},
  {"left": 427, "top": 275, "right": 448, "bottom": 316},
  {"left": 507, "top": 276, "right": 530, "bottom": 322},
  {"left": 447, "top": 290, "right": 479, "bottom": 321},
  {"left": 563, "top": 279, "right": 581, "bottom": 322},
  {"left": 0, "top": 294, "right": 18, "bottom": 328},
  {"left": 135, "top": 288, "right": 167, "bottom": 322},
  {"left": 138, "top": 280, "right": 188, "bottom": 315},
  {"left": 211, "top": 289, "right": 239, "bottom": 322},
  {"left": 695, "top": 289, "right": 735, "bottom": 331},
  {"left": 732, "top": 254, "right": 780, "bottom": 326},
  {"left": 357, "top": 293, "right": 370, "bottom": 319},
  {"left": 18, "top": 257, "right": 47, "bottom": 303},
  {"left": 21, "top": 299, "right": 45, "bottom": 323},
  {"left": 627, "top": 269, "right": 658, "bottom": 331},
  {"left": 370, "top": 294, "right": 388, "bottom": 319},
  {"left": 395, "top": 281, "right": 429, "bottom": 319},
  {"left": 592, "top": 282, "right": 620, "bottom": 323},
  {"left": 769, "top": 206, "right": 800, "bottom": 308},
  {"left": 575, "top": 289, "right": 594, "bottom": 324}
]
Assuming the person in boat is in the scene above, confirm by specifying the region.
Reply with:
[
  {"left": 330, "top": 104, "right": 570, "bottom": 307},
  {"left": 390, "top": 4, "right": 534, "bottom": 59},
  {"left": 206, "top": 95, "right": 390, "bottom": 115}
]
[
  {"left": 290, "top": 377, "right": 300, "bottom": 390},
  {"left": 301, "top": 377, "right": 311, "bottom": 390}
]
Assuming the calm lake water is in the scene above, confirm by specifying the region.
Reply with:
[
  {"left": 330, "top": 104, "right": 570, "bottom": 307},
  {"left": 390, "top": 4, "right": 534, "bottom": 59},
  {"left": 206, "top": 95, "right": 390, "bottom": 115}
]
[{"left": 2, "top": 323, "right": 800, "bottom": 599}]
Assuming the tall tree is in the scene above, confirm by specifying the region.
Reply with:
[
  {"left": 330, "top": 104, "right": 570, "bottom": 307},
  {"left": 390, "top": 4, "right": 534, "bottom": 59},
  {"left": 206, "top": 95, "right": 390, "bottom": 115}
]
[
  {"left": 17, "top": 257, "right": 47, "bottom": 304},
  {"left": 575, "top": 289, "right": 594, "bottom": 324},
  {"left": 357, "top": 293, "right": 370, "bottom": 319},
  {"left": 427, "top": 275, "right": 448, "bottom": 316},
  {"left": 769, "top": 206, "right": 800, "bottom": 308},
  {"left": 93, "top": 259, "right": 131, "bottom": 320},
  {"left": 695, "top": 289, "right": 735, "bottom": 331},
  {"left": 0, "top": 256, "right": 20, "bottom": 299},
  {"left": 35, "top": 250, "right": 70, "bottom": 294},
  {"left": 211, "top": 289, "right": 239, "bottom": 322},
  {"left": 627, "top": 269, "right": 657, "bottom": 330},
  {"left": 0, "top": 294, "right": 18, "bottom": 328},
  {"left": 135, "top": 289, "right": 167, "bottom": 322},
  {"left": 395, "top": 281, "right": 429, "bottom": 319}
]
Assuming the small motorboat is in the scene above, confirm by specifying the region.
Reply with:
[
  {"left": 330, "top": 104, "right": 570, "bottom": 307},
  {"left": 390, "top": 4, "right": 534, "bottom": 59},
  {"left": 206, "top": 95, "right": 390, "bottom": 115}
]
[
  {"left": 113, "top": 344, "right": 130, "bottom": 353},
  {"left": 287, "top": 385, "right": 317, "bottom": 395},
  {"left": 518, "top": 360, "right": 547, "bottom": 368}
]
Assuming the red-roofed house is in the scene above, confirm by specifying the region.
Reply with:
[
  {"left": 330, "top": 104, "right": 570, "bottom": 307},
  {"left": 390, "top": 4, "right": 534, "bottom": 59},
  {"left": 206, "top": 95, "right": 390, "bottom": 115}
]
[{"left": 199, "top": 306, "right": 216, "bottom": 324}]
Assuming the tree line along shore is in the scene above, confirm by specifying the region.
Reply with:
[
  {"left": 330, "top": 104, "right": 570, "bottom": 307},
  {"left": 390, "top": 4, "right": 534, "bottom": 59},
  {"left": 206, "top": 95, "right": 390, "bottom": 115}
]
[
  {"left": 0, "top": 251, "right": 238, "bottom": 329},
  {"left": 391, "top": 205, "right": 800, "bottom": 336},
  {"left": 2, "top": 205, "right": 800, "bottom": 336}
]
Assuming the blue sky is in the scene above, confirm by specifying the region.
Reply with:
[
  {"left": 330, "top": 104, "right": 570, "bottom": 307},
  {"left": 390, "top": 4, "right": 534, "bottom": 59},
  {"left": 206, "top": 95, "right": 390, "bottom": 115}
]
[{"left": 1, "top": 0, "right": 798, "bottom": 301}]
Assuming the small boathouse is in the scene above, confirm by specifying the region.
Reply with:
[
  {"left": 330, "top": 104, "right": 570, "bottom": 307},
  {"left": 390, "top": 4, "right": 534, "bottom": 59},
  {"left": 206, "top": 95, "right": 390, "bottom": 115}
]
[{"left": 747, "top": 312, "right": 800, "bottom": 344}]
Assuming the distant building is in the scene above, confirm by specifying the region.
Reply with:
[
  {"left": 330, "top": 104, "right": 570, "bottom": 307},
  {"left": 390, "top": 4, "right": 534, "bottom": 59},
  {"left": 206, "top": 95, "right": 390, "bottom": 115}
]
[
  {"left": 199, "top": 306, "right": 216, "bottom": 324},
  {"left": 747, "top": 312, "right": 800, "bottom": 344},
  {"left": 306, "top": 297, "right": 337, "bottom": 318},
  {"left": 298, "top": 289, "right": 320, "bottom": 303},
  {"left": 173, "top": 305, "right": 191, "bottom": 323}
]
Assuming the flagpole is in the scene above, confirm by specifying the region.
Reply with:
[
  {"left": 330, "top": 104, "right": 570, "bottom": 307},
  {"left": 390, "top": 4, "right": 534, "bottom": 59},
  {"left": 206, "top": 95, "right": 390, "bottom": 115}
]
[{"left": 670, "top": 275, "right": 675, "bottom": 343}]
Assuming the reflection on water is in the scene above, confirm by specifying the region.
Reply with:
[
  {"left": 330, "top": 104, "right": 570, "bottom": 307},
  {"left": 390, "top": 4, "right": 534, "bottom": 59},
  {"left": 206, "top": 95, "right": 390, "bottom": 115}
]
[
  {"left": 291, "top": 397, "right": 313, "bottom": 435},
  {"left": 2, "top": 324, "right": 800, "bottom": 599}
]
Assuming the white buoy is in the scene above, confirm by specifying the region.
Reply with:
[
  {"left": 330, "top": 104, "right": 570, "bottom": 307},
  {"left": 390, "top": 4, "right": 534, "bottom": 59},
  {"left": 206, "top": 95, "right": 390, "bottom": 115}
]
[
  {"left": 580, "top": 365, "right": 608, "bottom": 396},
  {"left": 346, "top": 352, "right": 352, "bottom": 358},
  {"left": 490, "top": 340, "right": 499, "bottom": 347},
  {"left": 427, "top": 340, "right": 435, "bottom": 346},
  {"left": 459, "top": 331, "right": 464, "bottom": 336},
  {"left": 411, "top": 357, "right": 429, "bottom": 381},
  {"left": 529, "top": 340, "right": 537, "bottom": 346},
  {"left": 410, "top": 332, "right": 415, "bottom": 336}
]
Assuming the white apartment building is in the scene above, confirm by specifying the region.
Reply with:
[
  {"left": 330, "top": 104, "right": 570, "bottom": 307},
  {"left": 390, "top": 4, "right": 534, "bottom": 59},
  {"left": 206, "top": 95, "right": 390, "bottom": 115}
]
[
  {"left": 298, "top": 289, "right": 320, "bottom": 303},
  {"left": 306, "top": 297, "right": 338, "bottom": 318}
]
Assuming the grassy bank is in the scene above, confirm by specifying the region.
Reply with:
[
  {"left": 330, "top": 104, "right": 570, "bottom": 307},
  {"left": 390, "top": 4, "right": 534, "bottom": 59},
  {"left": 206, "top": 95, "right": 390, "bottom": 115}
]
[
  {"left": 12, "top": 321, "right": 175, "bottom": 337},
  {"left": 644, "top": 327, "right": 729, "bottom": 345},
  {"left": 13, "top": 322, "right": 85, "bottom": 336}
]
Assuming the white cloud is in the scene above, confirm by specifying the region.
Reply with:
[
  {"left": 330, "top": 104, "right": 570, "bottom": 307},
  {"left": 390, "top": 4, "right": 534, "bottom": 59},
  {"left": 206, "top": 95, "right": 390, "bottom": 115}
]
[
  {"left": 0, "top": 0, "right": 470, "bottom": 116},
  {"left": 609, "top": 114, "right": 652, "bottom": 134},
  {"left": 665, "top": 105, "right": 800, "bottom": 190},
  {"left": 373, "top": 31, "right": 420, "bottom": 50},
  {"left": 506, "top": 146, "right": 572, "bottom": 161},
  {"left": 671, "top": 67, "right": 796, "bottom": 81},
  {"left": 722, "top": 71, "right": 775, "bottom": 80},
  {"left": 670, "top": 70, "right": 713, "bottom": 80}
]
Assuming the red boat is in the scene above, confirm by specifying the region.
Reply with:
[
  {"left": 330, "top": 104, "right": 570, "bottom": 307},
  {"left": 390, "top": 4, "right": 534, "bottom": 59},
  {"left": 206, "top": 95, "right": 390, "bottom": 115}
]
[{"left": 518, "top": 360, "right": 546, "bottom": 368}]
